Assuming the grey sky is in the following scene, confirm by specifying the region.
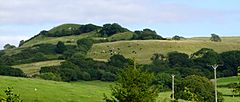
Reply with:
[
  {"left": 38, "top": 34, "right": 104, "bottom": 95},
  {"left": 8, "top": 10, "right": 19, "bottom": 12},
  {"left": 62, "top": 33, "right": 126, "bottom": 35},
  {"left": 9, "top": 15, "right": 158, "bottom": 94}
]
[{"left": 1, "top": 0, "right": 240, "bottom": 49}]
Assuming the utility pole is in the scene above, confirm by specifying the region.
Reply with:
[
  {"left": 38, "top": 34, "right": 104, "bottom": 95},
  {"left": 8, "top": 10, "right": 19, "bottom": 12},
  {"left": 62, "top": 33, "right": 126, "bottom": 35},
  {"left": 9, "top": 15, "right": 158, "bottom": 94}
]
[
  {"left": 211, "top": 64, "right": 220, "bottom": 102},
  {"left": 172, "top": 74, "right": 175, "bottom": 100}
]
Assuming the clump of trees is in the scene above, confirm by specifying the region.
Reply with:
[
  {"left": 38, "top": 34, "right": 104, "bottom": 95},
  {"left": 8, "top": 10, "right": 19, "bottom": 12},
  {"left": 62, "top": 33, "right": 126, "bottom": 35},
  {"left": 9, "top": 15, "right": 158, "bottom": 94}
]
[
  {"left": 175, "top": 75, "right": 224, "bottom": 102},
  {"left": 104, "top": 66, "right": 160, "bottom": 102},
  {"left": 99, "top": 23, "right": 128, "bottom": 37},
  {"left": 172, "top": 35, "right": 185, "bottom": 40},
  {"left": 39, "top": 54, "right": 133, "bottom": 82},
  {"left": 4, "top": 44, "right": 16, "bottom": 50},
  {"left": 132, "top": 28, "right": 165, "bottom": 40},
  {"left": 0, "top": 65, "right": 25, "bottom": 77}
]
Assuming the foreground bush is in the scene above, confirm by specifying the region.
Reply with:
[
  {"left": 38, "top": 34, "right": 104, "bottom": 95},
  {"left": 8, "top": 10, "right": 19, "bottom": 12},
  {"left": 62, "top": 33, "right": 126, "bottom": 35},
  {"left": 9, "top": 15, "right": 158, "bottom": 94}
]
[
  {"left": 0, "top": 87, "right": 22, "bottom": 102},
  {"left": 175, "top": 75, "right": 224, "bottom": 102},
  {"left": 104, "top": 66, "right": 160, "bottom": 102}
]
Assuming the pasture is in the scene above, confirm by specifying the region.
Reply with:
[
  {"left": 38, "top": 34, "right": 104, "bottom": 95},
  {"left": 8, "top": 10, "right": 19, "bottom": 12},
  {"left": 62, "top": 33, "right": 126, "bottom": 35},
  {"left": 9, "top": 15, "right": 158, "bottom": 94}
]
[{"left": 0, "top": 76, "right": 239, "bottom": 102}]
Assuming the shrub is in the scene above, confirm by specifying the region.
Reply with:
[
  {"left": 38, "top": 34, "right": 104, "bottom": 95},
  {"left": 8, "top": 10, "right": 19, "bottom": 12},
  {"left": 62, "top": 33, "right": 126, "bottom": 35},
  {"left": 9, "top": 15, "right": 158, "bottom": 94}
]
[
  {"left": 175, "top": 75, "right": 223, "bottom": 102},
  {"left": 104, "top": 66, "right": 160, "bottom": 102},
  {"left": 0, "top": 87, "right": 22, "bottom": 102},
  {"left": 101, "top": 72, "right": 116, "bottom": 81},
  {"left": 81, "top": 72, "right": 91, "bottom": 81},
  {"left": 0, "top": 66, "right": 26, "bottom": 77},
  {"left": 39, "top": 72, "right": 62, "bottom": 81}
]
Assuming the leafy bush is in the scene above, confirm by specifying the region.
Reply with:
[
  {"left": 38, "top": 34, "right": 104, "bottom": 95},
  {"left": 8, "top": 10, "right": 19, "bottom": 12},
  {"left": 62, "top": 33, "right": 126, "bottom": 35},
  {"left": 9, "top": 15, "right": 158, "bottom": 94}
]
[
  {"left": 104, "top": 66, "right": 160, "bottom": 102},
  {"left": 101, "top": 72, "right": 116, "bottom": 81},
  {"left": 55, "top": 41, "right": 66, "bottom": 54},
  {"left": 0, "top": 87, "right": 22, "bottom": 102},
  {"left": 77, "top": 24, "right": 101, "bottom": 34},
  {"left": 81, "top": 72, "right": 91, "bottom": 81},
  {"left": 132, "top": 28, "right": 165, "bottom": 40},
  {"left": 175, "top": 75, "right": 223, "bottom": 102},
  {"left": 0, "top": 66, "right": 25, "bottom": 77},
  {"left": 99, "top": 23, "right": 128, "bottom": 37},
  {"left": 39, "top": 72, "right": 62, "bottom": 81},
  {"left": 210, "top": 34, "right": 221, "bottom": 42}
]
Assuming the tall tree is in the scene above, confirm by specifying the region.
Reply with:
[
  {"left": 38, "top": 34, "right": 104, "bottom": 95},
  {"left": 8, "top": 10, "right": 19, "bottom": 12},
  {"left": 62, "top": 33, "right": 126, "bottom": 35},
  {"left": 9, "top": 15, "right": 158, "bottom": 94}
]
[
  {"left": 55, "top": 41, "right": 66, "bottom": 54},
  {"left": 210, "top": 34, "right": 221, "bottom": 42},
  {"left": 175, "top": 75, "right": 223, "bottom": 102},
  {"left": 104, "top": 66, "right": 160, "bottom": 102}
]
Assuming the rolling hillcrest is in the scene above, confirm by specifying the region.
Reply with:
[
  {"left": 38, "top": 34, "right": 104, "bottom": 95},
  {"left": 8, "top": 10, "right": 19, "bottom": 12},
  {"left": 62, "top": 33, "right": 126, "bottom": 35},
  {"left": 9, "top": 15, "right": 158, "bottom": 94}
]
[{"left": 1, "top": 23, "right": 240, "bottom": 75}]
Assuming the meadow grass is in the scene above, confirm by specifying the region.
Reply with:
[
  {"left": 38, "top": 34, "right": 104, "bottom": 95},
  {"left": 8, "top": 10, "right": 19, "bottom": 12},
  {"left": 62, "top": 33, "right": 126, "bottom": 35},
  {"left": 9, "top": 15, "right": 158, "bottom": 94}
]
[
  {"left": 0, "top": 75, "right": 239, "bottom": 102},
  {"left": 0, "top": 76, "right": 111, "bottom": 102},
  {"left": 12, "top": 60, "right": 64, "bottom": 76},
  {"left": 88, "top": 39, "right": 240, "bottom": 64}
]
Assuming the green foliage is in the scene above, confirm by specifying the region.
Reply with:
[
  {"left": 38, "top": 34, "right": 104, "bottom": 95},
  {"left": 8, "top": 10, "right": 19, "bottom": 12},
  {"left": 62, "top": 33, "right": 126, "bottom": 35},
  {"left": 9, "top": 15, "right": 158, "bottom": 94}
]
[
  {"left": 4, "top": 44, "right": 16, "bottom": 50},
  {"left": 227, "top": 83, "right": 240, "bottom": 97},
  {"left": 220, "top": 50, "right": 240, "bottom": 76},
  {"left": 77, "top": 38, "right": 93, "bottom": 53},
  {"left": 55, "top": 41, "right": 66, "bottom": 54},
  {"left": 167, "top": 51, "right": 192, "bottom": 67},
  {"left": 132, "top": 28, "right": 164, "bottom": 40},
  {"left": 104, "top": 66, "right": 160, "bottom": 102},
  {"left": 175, "top": 75, "right": 224, "bottom": 102},
  {"left": 153, "top": 73, "right": 172, "bottom": 91},
  {"left": 18, "top": 40, "right": 25, "bottom": 47},
  {"left": 39, "top": 72, "right": 62, "bottom": 81},
  {"left": 81, "top": 72, "right": 91, "bottom": 81},
  {"left": 0, "top": 87, "right": 22, "bottom": 102},
  {"left": 77, "top": 24, "right": 101, "bottom": 34},
  {"left": 0, "top": 66, "right": 25, "bottom": 77},
  {"left": 108, "top": 54, "right": 133, "bottom": 68},
  {"left": 191, "top": 48, "right": 222, "bottom": 66},
  {"left": 210, "top": 34, "right": 222, "bottom": 42},
  {"left": 101, "top": 71, "right": 116, "bottom": 82},
  {"left": 172, "top": 35, "right": 182, "bottom": 40},
  {"left": 99, "top": 23, "right": 128, "bottom": 37}
]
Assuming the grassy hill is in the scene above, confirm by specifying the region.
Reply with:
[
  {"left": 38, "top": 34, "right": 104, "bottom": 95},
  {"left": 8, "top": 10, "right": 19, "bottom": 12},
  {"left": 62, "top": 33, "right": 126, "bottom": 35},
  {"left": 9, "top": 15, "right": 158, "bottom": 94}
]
[
  {"left": 0, "top": 76, "right": 111, "bottom": 102},
  {"left": 12, "top": 60, "right": 64, "bottom": 76},
  {"left": 0, "top": 75, "right": 239, "bottom": 102},
  {"left": 88, "top": 38, "right": 240, "bottom": 64}
]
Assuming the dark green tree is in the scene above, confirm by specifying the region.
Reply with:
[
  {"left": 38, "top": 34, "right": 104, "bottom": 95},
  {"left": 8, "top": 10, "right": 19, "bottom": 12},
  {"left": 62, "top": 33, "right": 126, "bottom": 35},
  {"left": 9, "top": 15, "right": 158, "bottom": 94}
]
[
  {"left": 175, "top": 75, "right": 223, "bottom": 102},
  {"left": 77, "top": 38, "right": 93, "bottom": 52},
  {"left": 55, "top": 41, "right": 66, "bottom": 54},
  {"left": 210, "top": 34, "right": 221, "bottom": 42},
  {"left": 104, "top": 66, "right": 160, "bottom": 102},
  {"left": 18, "top": 40, "right": 25, "bottom": 47},
  {"left": 191, "top": 48, "right": 222, "bottom": 67},
  {"left": 108, "top": 54, "right": 133, "bottom": 68},
  {"left": 167, "top": 51, "right": 192, "bottom": 67},
  {"left": 220, "top": 50, "right": 240, "bottom": 76},
  {"left": 172, "top": 35, "right": 184, "bottom": 40},
  {"left": 4, "top": 44, "right": 16, "bottom": 50},
  {"left": 78, "top": 24, "right": 101, "bottom": 34},
  {"left": 99, "top": 23, "right": 128, "bottom": 36},
  {"left": 133, "top": 28, "right": 164, "bottom": 40}
]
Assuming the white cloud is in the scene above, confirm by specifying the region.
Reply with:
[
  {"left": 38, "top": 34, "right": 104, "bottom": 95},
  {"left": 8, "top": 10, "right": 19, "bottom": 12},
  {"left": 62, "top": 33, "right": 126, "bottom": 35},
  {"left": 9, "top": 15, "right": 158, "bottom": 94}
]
[{"left": 0, "top": 0, "right": 232, "bottom": 25}]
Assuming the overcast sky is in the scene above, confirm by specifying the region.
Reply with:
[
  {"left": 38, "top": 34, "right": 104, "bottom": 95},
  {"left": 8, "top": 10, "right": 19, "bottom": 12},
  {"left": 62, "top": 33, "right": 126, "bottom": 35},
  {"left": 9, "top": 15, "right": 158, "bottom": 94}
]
[{"left": 1, "top": 0, "right": 240, "bottom": 49}]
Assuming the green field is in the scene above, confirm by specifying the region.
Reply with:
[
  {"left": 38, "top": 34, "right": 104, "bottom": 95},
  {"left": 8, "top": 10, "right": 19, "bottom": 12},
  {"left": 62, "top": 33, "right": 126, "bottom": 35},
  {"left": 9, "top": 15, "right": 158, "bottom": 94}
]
[
  {"left": 88, "top": 38, "right": 240, "bottom": 64},
  {"left": 0, "top": 75, "right": 239, "bottom": 102},
  {"left": 0, "top": 76, "right": 111, "bottom": 102},
  {"left": 12, "top": 60, "right": 64, "bottom": 76}
]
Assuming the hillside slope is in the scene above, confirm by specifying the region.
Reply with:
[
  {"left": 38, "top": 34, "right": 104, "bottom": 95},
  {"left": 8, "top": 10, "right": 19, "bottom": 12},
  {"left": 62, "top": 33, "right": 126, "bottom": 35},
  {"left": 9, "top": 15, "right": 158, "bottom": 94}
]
[
  {"left": 0, "top": 76, "right": 111, "bottom": 102},
  {"left": 88, "top": 38, "right": 240, "bottom": 64}
]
